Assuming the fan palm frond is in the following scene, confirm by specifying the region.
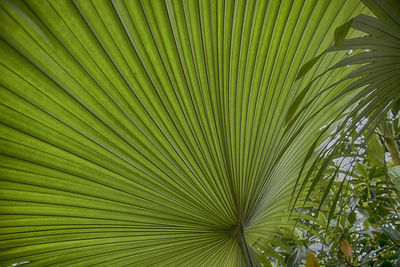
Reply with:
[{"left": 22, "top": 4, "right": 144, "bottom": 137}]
[{"left": 0, "top": 0, "right": 367, "bottom": 266}]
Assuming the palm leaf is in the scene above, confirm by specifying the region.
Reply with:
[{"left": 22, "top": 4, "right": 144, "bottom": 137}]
[
  {"left": 0, "top": 0, "right": 365, "bottom": 266},
  {"left": 288, "top": 0, "right": 400, "bottom": 218}
]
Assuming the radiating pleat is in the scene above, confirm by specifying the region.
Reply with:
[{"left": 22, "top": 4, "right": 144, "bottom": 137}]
[{"left": 0, "top": 0, "right": 364, "bottom": 266}]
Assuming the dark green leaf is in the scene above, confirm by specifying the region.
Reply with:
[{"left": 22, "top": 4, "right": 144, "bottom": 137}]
[
  {"left": 334, "top": 19, "right": 353, "bottom": 46},
  {"left": 383, "top": 226, "right": 400, "bottom": 244},
  {"left": 348, "top": 211, "right": 357, "bottom": 224},
  {"left": 296, "top": 53, "right": 324, "bottom": 80}
]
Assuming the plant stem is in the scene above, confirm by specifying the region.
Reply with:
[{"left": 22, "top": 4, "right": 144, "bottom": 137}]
[
  {"left": 379, "top": 120, "right": 400, "bottom": 166},
  {"left": 346, "top": 244, "right": 399, "bottom": 267},
  {"left": 238, "top": 224, "right": 259, "bottom": 267}
]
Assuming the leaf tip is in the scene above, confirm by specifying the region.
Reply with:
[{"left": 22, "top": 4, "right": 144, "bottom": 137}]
[
  {"left": 306, "top": 251, "right": 319, "bottom": 267},
  {"left": 340, "top": 239, "right": 352, "bottom": 259},
  {"left": 334, "top": 19, "right": 353, "bottom": 47}
]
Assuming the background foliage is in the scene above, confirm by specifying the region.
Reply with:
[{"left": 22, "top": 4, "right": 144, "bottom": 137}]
[{"left": 261, "top": 109, "right": 400, "bottom": 267}]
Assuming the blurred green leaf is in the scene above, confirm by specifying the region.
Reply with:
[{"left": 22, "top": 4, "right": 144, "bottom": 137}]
[
  {"left": 348, "top": 211, "right": 357, "bottom": 224},
  {"left": 383, "top": 226, "right": 400, "bottom": 244},
  {"left": 382, "top": 261, "right": 394, "bottom": 267},
  {"left": 334, "top": 19, "right": 353, "bottom": 46},
  {"left": 392, "top": 99, "right": 400, "bottom": 117},
  {"left": 295, "top": 53, "right": 325, "bottom": 80},
  {"left": 367, "top": 134, "right": 385, "bottom": 166},
  {"left": 388, "top": 166, "right": 400, "bottom": 191}
]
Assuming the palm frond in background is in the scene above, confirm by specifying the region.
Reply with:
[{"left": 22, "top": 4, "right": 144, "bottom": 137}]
[{"left": 289, "top": 0, "right": 400, "bottom": 221}]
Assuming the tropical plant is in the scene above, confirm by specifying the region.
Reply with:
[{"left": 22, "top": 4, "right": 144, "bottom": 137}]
[
  {"left": 288, "top": 0, "right": 400, "bottom": 216},
  {"left": 256, "top": 109, "right": 400, "bottom": 267},
  {"left": 297, "top": 110, "right": 400, "bottom": 266},
  {"left": 0, "top": 0, "right": 398, "bottom": 266}
]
